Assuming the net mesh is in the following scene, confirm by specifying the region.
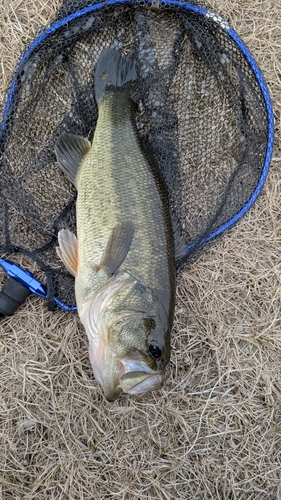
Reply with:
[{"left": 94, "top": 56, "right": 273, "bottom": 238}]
[{"left": 0, "top": 0, "right": 270, "bottom": 310}]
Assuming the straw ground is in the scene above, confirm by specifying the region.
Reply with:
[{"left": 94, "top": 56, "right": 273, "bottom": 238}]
[{"left": 0, "top": 0, "right": 281, "bottom": 498}]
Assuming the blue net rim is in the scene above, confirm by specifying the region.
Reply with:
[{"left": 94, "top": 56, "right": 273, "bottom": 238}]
[{"left": 0, "top": 0, "right": 275, "bottom": 311}]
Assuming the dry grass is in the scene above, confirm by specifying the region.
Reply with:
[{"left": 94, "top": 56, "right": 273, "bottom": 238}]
[{"left": 1, "top": 0, "right": 281, "bottom": 498}]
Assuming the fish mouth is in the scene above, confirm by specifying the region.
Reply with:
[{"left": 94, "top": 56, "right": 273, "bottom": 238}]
[
  {"left": 118, "top": 352, "right": 163, "bottom": 395},
  {"left": 88, "top": 340, "right": 163, "bottom": 401},
  {"left": 119, "top": 370, "right": 163, "bottom": 395}
]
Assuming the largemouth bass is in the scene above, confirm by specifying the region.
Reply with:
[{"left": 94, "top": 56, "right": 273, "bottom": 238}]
[{"left": 55, "top": 48, "right": 176, "bottom": 400}]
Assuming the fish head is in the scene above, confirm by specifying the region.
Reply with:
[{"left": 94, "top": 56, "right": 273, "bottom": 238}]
[{"left": 80, "top": 276, "right": 171, "bottom": 401}]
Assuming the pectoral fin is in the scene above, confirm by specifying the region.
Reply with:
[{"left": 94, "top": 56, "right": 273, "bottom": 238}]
[
  {"left": 55, "top": 133, "right": 91, "bottom": 187},
  {"left": 56, "top": 229, "right": 78, "bottom": 276},
  {"left": 99, "top": 221, "right": 135, "bottom": 275}
]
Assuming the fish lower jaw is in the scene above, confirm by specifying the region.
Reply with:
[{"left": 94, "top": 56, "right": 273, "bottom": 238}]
[
  {"left": 118, "top": 353, "right": 163, "bottom": 395},
  {"left": 119, "top": 371, "right": 163, "bottom": 395}
]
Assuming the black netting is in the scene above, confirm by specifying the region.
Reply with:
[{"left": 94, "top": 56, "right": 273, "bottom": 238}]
[{"left": 0, "top": 0, "right": 270, "bottom": 310}]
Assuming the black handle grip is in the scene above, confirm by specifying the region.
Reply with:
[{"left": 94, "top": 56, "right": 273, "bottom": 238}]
[{"left": 0, "top": 277, "right": 31, "bottom": 316}]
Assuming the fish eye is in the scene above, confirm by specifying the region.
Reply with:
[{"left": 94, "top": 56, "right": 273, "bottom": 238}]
[{"left": 148, "top": 344, "right": 162, "bottom": 359}]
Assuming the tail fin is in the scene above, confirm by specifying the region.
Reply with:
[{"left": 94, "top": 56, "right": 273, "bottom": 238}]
[{"left": 94, "top": 48, "right": 137, "bottom": 105}]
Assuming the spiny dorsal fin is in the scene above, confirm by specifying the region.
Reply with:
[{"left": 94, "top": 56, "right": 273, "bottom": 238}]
[
  {"left": 172, "top": 213, "right": 187, "bottom": 262},
  {"left": 56, "top": 229, "right": 78, "bottom": 276},
  {"left": 98, "top": 221, "right": 135, "bottom": 276},
  {"left": 55, "top": 133, "right": 91, "bottom": 187}
]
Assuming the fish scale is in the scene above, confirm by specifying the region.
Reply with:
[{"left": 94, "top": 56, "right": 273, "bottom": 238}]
[
  {"left": 55, "top": 48, "right": 176, "bottom": 399},
  {"left": 76, "top": 92, "right": 175, "bottom": 314}
]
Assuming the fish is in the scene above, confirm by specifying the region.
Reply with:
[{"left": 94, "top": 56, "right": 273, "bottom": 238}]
[{"left": 55, "top": 48, "right": 176, "bottom": 401}]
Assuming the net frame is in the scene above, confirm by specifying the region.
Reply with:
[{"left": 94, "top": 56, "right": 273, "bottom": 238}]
[{"left": 0, "top": 0, "right": 274, "bottom": 312}]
